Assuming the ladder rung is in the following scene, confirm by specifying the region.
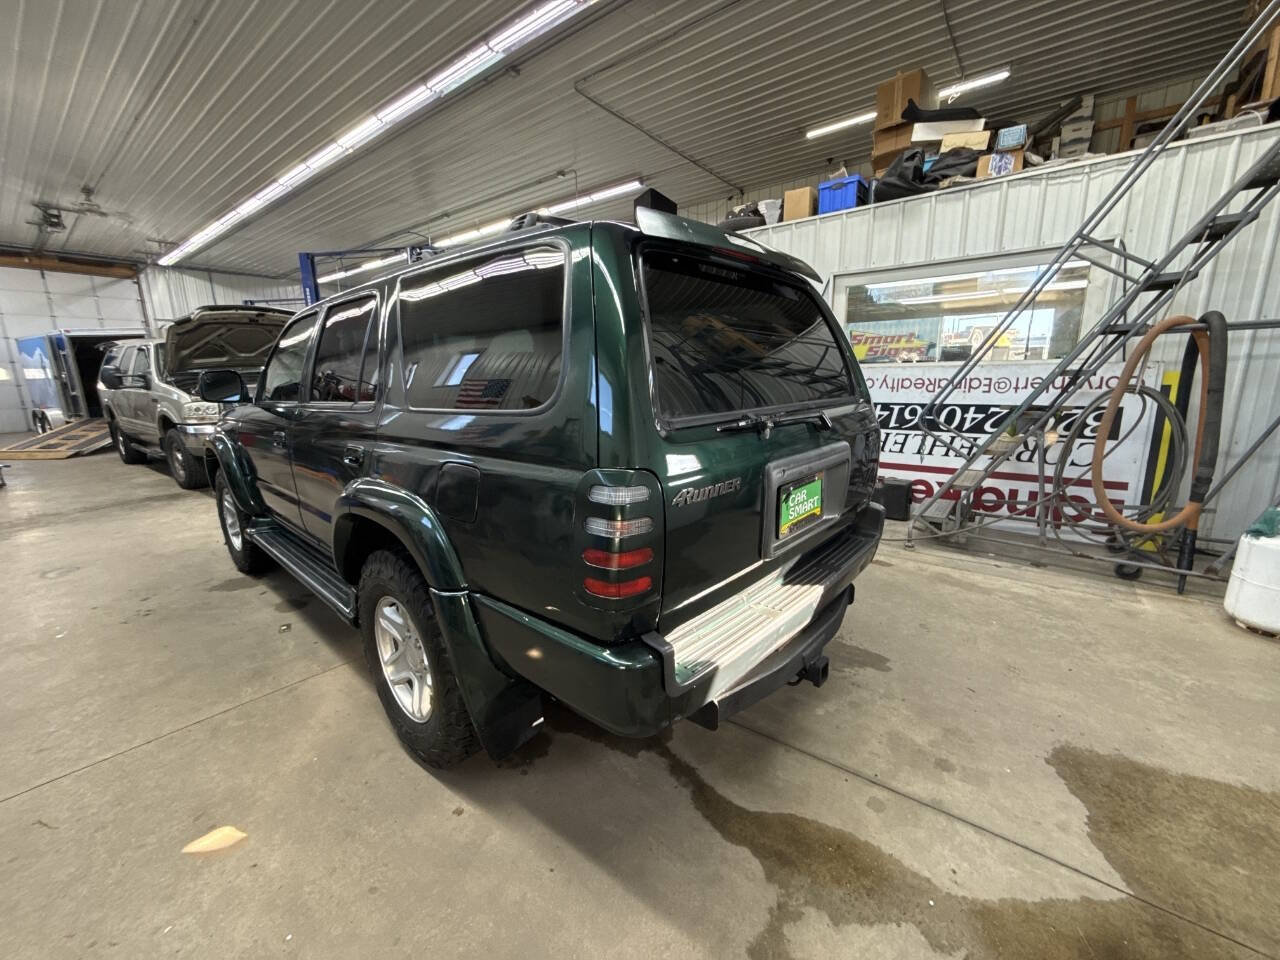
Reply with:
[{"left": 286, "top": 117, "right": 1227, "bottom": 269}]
[
  {"left": 1244, "top": 153, "right": 1280, "bottom": 191},
  {"left": 1195, "top": 211, "right": 1248, "bottom": 243},
  {"left": 1101, "top": 323, "right": 1146, "bottom": 337},
  {"left": 1144, "top": 271, "right": 1193, "bottom": 292}
]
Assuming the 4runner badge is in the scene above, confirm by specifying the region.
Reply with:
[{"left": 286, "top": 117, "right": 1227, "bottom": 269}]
[{"left": 672, "top": 477, "right": 742, "bottom": 507}]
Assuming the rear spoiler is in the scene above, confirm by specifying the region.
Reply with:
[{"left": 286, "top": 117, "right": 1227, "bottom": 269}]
[{"left": 633, "top": 207, "right": 821, "bottom": 283}]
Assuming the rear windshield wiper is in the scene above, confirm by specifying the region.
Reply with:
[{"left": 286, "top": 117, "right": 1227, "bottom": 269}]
[{"left": 716, "top": 408, "right": 833, "bottom": 438}]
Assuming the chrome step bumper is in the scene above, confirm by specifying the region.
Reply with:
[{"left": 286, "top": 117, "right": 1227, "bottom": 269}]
[{"left": 644, "top": 505, "right": 883, "bottom": 703}]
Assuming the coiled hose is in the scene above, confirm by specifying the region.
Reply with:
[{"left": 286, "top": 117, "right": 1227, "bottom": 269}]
[{"left": 1090, "top": 312, "right": 1228, "bottom": 547}]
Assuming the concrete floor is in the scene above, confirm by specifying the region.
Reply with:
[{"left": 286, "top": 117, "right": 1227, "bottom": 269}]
[{"left": 2, "top": 450, "right": 1278, "bottom": 960}]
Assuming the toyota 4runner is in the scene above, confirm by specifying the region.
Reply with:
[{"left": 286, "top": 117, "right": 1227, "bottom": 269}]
[
  {"left": 98, "top": 305, "right": 290, "bottom": 487},
  {"left": 200, "top": 209, "right": 883, "bottom": 768}
]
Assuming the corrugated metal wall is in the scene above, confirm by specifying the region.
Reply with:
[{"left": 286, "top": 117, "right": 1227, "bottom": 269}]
[
  {"left": 139, "top": 267, "right": 303, "bottom": 322},
  {"left": 741, "top": 123, "right": 1280, "bottom": 542}
]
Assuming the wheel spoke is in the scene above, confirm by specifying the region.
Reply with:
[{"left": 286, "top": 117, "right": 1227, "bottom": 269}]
[{"left": 373, "top": 596, "right": 433, "bottom": 723}]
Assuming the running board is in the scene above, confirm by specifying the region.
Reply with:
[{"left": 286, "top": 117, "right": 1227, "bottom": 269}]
[{"left": 245, "top": 524, "right": 358, "bottom": 622}]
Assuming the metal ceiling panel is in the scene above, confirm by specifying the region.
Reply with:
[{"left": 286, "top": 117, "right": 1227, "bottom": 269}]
[{"left": 0, "top": 0, "right": 1251, "bottom": 276}]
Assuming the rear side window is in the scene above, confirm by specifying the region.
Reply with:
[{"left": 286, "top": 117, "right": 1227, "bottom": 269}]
[
  {"left": 310, "top": 297, "right": 377, "bottom": 403},
  {"left": 642, "top": 250, "right": 858, "bottom": 421},
  {"left": 399, "top": 245, "right": 564, "bottom": 411},
  {"left": 261, "top": 312, "right": 318, "bottom": 402}
]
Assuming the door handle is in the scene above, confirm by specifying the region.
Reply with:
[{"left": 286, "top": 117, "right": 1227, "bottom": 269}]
[
  {"left": 271, "top": 430, "right": 287, "bottom": 449},
  {"left": 343, "top": 445, "right": 365, "bottom": 468}
]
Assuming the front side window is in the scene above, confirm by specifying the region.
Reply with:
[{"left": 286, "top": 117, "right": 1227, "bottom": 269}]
[
  {"left": 260, "top": 312, "right": 318, "bottom": 402},
  {"left": 116, "top": 346, "right": 136, "bottom": 375},
  {"left": 399, "top": 246, "right": 564, "bottom": 411},
  {"left": 130, "top": 347, "right": 150, "bottom": 376},
  {"left": 642, "top": 249, "right": 858, "bottom": 421},
  {"left": 310, "top": 297, "right": 377, "bottom": 403}
]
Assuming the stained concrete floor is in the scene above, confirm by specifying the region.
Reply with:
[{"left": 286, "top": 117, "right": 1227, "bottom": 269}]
[{"left": 1, "top": 449, "right": 1278, "bottom": 959}]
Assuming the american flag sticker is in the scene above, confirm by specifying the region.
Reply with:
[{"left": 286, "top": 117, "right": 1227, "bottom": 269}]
[{"left": 456, "top": 378, "right": 511, "bottom": 408}]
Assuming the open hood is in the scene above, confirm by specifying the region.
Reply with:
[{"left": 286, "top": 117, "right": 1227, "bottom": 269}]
[{"left": 164, "top": 305, "right": 291, "bottom": 374}]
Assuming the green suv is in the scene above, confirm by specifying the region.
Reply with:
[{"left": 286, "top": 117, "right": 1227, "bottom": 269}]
[{"left": 200, "top": 208, "right": 883, "bottom": 768}]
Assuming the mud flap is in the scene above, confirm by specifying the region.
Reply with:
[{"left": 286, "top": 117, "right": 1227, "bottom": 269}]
[{"left": 429, "top": 587, "right": 544, "bottom": 759}]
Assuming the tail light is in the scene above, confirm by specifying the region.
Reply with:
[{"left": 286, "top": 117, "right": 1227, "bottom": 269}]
[
  {"left": 579, "top": 474, "right": 661, "bottom": 605},
  {"left": 584, "top": 576, "right": 653, "bottom": 599}
]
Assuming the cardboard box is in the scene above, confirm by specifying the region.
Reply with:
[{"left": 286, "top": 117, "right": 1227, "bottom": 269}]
[
  {"left": 940, "top": 130, "right": 991, "bottom": 152},
  {"left": 782, "top": 186, "right": 817, "bottom": 221},
  {"left": 872, "top": 121, "right": 913, "bottom": 169},
  {"left": 1058, "top": 120, "right": 1094, "bottom": 157},
  {"left": 977, "top": 149, "right": 1024, "bottom": 178},
  {"left": 911, "top": 118, "right": 985, "bottom": 141},
  {"left": 874, "top": 69, "right": 936, "bottom": 131}
]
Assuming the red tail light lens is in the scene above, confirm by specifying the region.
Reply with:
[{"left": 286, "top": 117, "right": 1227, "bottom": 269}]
[
  {"left": 582, "top": 547, "right": 653, "bottom": 570},
  {"left": 583, "top": 576, "right": 653, "bottom": 599}
]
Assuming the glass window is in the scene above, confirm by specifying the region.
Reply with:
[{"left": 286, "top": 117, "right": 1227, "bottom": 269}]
[
  {"left": 838, "top": 260, "right": 1091, "bottom": 364},
  {"left": 399, "top": 246, "right": 564, "bottom": 411},
  {"left": 129, "top": 346, "right": 150, "bottom": 375},
  {"left": 311, "top": 297, "right": 377, "bottom": 403},
  {"left": 642, "top": 249, "right": 858, "bottom": 421},
  {"left": 116, "top": 346, "right": 135, "bottom": 374},
  {"left": 260, "top": 312, "right": 318, "bottom": 402},
  {"left": 101, "top": 345, "right": 121, "bottom": 369}
]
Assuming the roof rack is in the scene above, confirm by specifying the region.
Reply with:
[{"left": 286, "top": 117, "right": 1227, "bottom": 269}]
[{"left": 507, "top": 212, "right": 575, "bottom": 232}]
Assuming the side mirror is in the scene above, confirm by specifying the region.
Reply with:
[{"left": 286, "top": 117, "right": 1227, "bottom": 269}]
[
  {"left": 100, "top": 366, "right": 122, "bottom": 389},
  {"left": 199, "top": 369, "right": 248, "bottom": 404},
  {"left": 121, "top": 372, "right": 150, "bottom": 389}
]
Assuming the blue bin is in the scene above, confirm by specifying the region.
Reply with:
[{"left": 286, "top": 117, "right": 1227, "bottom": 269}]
[{"left": 817, "top": 174, "right": 867, "bottom": 214}]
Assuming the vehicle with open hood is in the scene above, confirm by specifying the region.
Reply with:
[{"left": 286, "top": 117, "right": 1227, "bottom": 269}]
[
  {"left": 198, "top": 209, "right": 883, "bottom": 767},
  {"left": 98, "top": 304, "right": 290, "bottom": 488}
]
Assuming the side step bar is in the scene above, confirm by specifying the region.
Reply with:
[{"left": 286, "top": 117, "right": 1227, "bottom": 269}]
[{"left": 246, "top": 524, "right": 358, "bottom": 622}]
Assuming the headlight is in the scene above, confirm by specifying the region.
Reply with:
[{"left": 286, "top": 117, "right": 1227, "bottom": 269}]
[{"left": 182, "top": 401, "right": 221, "bottom": 420}]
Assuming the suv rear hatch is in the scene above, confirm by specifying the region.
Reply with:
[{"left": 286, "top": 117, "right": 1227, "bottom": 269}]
[
  {"left": 637, "top": 241, "right": 879, "bottom": 637},
  {"left": 163, "top": 306, "right": 290, "bottom": 391}
]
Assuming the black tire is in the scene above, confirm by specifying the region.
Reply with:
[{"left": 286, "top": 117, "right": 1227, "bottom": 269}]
[
  {"left": 110, "top": 419, "right": 147, "bottom": 464},
  {"left": 358, "top": 549, "right": 480, "bottom": 769},
  {"left": 164, "top": 428, "right": 209, "bottom": 489},
  {"left": 214, "top": 472, "right": 271, "bottom": 575}
]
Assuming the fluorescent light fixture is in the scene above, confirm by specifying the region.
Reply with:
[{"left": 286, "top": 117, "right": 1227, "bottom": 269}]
[
  {"left": 805, "top": 110, "right": 877, "bottom": 140},
  {"left": 156, "top": 0, "right": 596, "bottom": 267},
  {"left": 316, "top": 252, "right": 407, "bottom": 285},
  {"left": 432, "top": 178, "right": 643, "bottom": 248},
  {"left": 491, "top": 0, "right": 575, "bottom": 51},
  {"left": 938, "top": 68, "right": 1011, "bottom": 100},
  {"left": 893, "top": 291, "right": 996, "bottom": 305}
]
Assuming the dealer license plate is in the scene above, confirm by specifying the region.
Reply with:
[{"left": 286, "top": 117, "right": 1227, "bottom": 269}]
[{"left": 778, "top": 473, "right": 823, "bottom": 539}]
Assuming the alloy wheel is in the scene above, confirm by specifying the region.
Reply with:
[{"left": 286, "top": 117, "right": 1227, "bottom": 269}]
[{"left": 374, "top": 597, "right": 433, "bottom": 723}]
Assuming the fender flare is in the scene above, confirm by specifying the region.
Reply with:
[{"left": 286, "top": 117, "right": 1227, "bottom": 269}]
[
  {"left": 333, "top": 478, "right": 543, "bottom": 759},
  {"left": 209, "top": 429, "right": 270, "bottom": 517},
  {"left": 332, "top": 477, "right": 466, "bottom": 592}
]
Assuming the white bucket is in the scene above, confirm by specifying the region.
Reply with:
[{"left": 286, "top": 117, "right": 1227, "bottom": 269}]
[{"left": 1224, "top": 533, "right": 1280, "bottom": 635}]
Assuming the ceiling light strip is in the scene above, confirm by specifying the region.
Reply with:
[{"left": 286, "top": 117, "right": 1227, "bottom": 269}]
[
  {"left": 317, "top": 178, "right": 643, "bottom": 283},
  {"left": 158, "top": 0, "right": 597, "bottom": 267}
]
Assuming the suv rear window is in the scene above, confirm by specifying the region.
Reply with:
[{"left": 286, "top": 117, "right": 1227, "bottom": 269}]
[
  {"left": 399, "top": 246, "right": 564, "bottom": 411},
  {"left": 642, "top": 250, "right": 858, "bottom": 421}
]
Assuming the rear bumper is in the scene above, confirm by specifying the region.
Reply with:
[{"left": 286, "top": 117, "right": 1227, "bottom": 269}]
[{"left": 472, "top": 502, "right": 884, "bottom": 737}]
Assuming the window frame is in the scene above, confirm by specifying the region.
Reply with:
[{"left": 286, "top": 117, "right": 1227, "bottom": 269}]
[
  {"left": 634, "top": 239, "right": 865, "bottom": 431},
  {"left": 302, "top": 292, "right": 382, "bottom": 410},
  {"left": 831, "top": 247, "right": 1105, "bottom": 367},
  {"left": 255, "top": 309, "right": 320, "bottom": 406},
  {"left": 392, "top": 236, "right": 572, "bottom": 417}
]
